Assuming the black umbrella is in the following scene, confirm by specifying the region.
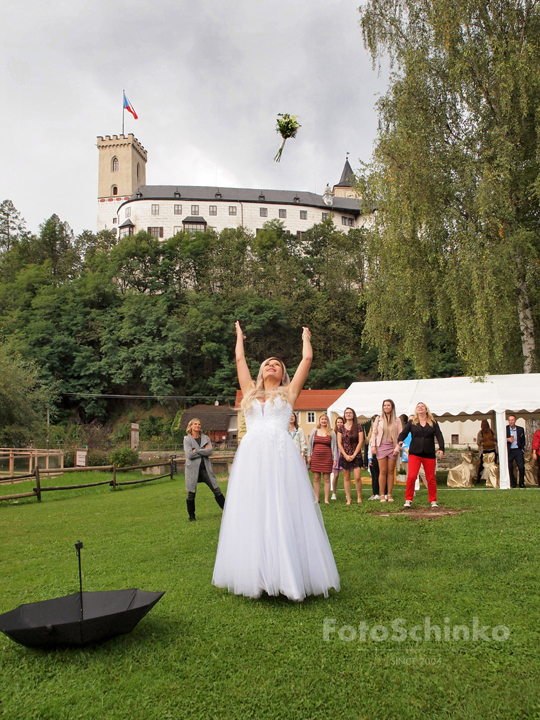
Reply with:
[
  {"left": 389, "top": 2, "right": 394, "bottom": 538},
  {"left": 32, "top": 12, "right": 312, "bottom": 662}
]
[{"left": 0, "top": 542, "right": 165, "bottom": 649}]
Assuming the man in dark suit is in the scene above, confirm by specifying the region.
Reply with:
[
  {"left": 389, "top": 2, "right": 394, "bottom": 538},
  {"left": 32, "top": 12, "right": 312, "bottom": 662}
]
[{"left": 507, "top": 415, "right": 526, "bottom": 488}]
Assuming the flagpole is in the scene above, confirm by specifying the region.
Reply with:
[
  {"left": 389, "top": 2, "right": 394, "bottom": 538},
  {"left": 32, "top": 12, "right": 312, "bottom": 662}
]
[{"left": 122, "top": 89, "right": 125, "bottom": 137}]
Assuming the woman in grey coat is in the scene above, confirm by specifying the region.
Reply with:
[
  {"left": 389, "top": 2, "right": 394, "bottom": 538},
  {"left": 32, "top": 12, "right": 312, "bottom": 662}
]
[{"left": 184, "top": 418, "right": 225, "bottom": 522}]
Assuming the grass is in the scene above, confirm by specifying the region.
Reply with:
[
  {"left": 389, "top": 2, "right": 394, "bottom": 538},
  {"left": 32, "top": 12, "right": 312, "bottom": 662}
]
[{"left": 1, "top": 474, "right": 540, "bottom": 719}]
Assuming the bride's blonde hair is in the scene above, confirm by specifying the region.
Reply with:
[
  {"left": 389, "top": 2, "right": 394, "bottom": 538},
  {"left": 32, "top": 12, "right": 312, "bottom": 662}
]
[{"left": 240, "top": 357, "right": 291, "bottom": 410}]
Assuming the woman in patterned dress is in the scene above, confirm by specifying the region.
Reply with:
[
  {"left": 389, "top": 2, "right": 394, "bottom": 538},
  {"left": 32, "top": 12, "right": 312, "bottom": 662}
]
[
  {"left": 308, "top": 414, "right": 337, "bottom": 504},
  {"left": 338, "top": 407, "right": 364, "bottom": 505}
]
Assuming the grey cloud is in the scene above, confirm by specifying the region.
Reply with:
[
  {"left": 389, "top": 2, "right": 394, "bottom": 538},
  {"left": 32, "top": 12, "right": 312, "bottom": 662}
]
[{"left": 0, "top": 0, "right": 388, "bottom": 234}]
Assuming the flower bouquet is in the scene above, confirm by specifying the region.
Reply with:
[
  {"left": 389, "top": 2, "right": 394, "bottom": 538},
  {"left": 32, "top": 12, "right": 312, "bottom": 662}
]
[{"left": 274, "top": 113, "right": 301, "bottom": 162}]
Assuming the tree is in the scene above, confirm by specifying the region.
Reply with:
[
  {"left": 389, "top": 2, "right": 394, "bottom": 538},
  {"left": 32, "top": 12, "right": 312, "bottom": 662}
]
[
  {"left": 359, "top": 0, "right": 540, "bottom": 377},
  {"left": 35, "top": 215, "right": 80, "bottom": 281},
  {"left": 0, "top": 344, "right": 58, "bottom": 446},
  {"left": 0, "top": 200, "right": 26, "bottom": 253}
]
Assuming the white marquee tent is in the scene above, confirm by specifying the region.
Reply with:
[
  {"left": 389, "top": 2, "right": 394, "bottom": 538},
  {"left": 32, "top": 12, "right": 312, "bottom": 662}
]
[{"left": 326, "top": 374, "right": 540, "bottom": 489}]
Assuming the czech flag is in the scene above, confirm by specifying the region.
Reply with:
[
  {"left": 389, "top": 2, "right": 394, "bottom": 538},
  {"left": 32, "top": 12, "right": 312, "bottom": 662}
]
[{"left": 123, "top": 92, "right": 138, "bottom": 120}]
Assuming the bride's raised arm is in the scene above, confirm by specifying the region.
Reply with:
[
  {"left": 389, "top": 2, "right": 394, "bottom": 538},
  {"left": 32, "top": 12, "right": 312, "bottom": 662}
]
[
  {"left": 287, "top": 327, "right": 313, "bottom": 406},
  {"left": 235, "top": 321, "right": 253, "bottom": 396}
]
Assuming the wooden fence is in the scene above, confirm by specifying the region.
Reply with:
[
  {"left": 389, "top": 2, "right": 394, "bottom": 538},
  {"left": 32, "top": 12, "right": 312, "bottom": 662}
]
[
  {"left": 0, "top": 459, "right": 175, "bottom": 503},
  {"left": 0, "top": 448, "right": 64, "bottom": 477}
]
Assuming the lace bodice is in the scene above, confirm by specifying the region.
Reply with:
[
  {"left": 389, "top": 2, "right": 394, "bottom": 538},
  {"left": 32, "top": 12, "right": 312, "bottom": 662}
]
[{"left": 244, "top": 398, "right": 292, "bottom": 436}]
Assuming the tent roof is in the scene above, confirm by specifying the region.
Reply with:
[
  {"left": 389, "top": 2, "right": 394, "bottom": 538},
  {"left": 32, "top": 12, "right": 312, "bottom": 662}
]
[{"left": 327, "top": 374, "right": 540, "bottom": 421}]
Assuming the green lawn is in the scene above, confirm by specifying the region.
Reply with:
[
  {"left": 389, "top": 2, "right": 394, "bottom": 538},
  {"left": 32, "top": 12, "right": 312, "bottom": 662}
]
[{"left": 1, "top": 475, "right": 539, "bottom": 719}]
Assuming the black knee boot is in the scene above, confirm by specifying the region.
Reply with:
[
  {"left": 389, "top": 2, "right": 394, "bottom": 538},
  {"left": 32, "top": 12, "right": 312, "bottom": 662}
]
[
  {"left": 187, "top": 497, "right": 196, "bottom": 522},
  {"left": 215, "top": 492, "right": 225, "bottom": 510}
]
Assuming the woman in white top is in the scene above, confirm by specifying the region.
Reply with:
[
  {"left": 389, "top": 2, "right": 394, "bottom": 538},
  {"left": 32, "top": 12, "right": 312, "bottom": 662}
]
[
  {"left": 331, "top": 416, "right": 344, "bottom": 500},
  {"left": 288, "top": 412, "right": 307, "bottom": 460}
]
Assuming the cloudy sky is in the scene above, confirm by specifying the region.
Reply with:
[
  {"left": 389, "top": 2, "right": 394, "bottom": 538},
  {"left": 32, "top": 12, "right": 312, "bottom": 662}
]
[{"left": 1, "top": 0, "right": 389, "bottom": 236}]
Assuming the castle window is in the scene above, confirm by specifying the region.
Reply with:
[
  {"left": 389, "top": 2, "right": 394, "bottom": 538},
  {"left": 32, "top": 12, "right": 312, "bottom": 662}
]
[
  {"left": 296, "top": 231, "right": 305, "bottom": 240},
  {"left": 322, "top": 212, "right": 329, "bottom": 220},
  {"left": 183, "top": 222, "right": 207, "bottom": 234},
  {"left": 341, "top": 216, "right": 348, "bottom": 225},
  {"left": 125, "top": 207, "right": 131, "bottom": 218},
  {"left": 174, "top": 204, "right": 182, "bottom": 215},
  {"left": 229, "top": 206, "right": 237, "bottom": 215},
  {"left": 260, "top": 208, "right": 268, "bottom": 218},
  {"left": 279, "top": 209, "right": 287, "bottom": 219},
  {"left": 191, "top": 205, "right": 199, "bottom": 215},
  {"left": 300, "top": 210, "right": 307, "bottom": 220},
  {"left": 151, "top": 204, "right": 160, "bottom": 215},
  {"left": 147, "top": 227, "right": 164, "bottom": 238},
  {"left": 112, "top": 186, "right": 118, "bottom": 196},
  {"left": 112, "top": 157, "right": 119, "bottom": 172},
  {"left": 113, "top": 218, "right": 117, "bottom": 224},
  {"left": 209, "top": 205, "right": 217, "bottom": 216},
  {"left": 137, "top": 162, "right": 140, "bottom": 180}
]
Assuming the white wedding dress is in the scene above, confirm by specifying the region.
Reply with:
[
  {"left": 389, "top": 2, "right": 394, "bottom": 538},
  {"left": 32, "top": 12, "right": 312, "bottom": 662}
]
[{"left": 212, "top": 397, "right": 340, "bottom": 600}]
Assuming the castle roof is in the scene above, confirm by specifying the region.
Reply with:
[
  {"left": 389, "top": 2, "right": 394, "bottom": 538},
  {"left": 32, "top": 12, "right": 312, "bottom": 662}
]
[
  {"left": 334, "top": 159, "right": 355, "bottom": 188},
  {"left": 124, "top": 185, "right": 366, "bottom": 215}
]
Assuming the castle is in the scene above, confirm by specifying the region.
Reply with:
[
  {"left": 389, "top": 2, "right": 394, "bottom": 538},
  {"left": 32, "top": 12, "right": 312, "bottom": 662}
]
[{"left": 97, "top": 134, "right": 368, "bottom": 239}]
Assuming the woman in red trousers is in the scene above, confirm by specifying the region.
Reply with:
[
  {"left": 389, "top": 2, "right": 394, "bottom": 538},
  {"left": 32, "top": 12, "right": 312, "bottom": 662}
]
[{"left": 398, "top": 402, "right": 444, "bottom": 508}]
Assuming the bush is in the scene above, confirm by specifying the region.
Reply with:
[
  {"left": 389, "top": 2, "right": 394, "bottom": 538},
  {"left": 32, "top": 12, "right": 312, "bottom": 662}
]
[
  {"left": 139, "top": 416, "right": 165, "bottom": 440},
  {"left": 109, "top": 447, "right": 138, "bottom": 468},
  {"left": 171, "top": 411, "right": 186, "bottom": 442},
  {"left": 88, "top": 450, "right": 110, "bottom": 468},
  {"left": 111, "top": 423, "right": 131, "bottom": 443},
  {"left": 63, "top": 449, "right": 75, "bottom": 468}
]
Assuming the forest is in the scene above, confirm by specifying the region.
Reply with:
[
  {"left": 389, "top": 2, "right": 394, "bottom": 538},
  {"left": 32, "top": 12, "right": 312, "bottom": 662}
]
[{"left": 0, "top": 206, "right": 463, "bottom": 446}]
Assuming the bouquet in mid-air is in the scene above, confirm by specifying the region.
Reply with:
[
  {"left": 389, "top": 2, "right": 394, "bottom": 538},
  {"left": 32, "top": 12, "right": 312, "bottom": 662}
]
[{"left": 274, "top": 113, "right": 301, "bottom": 162}]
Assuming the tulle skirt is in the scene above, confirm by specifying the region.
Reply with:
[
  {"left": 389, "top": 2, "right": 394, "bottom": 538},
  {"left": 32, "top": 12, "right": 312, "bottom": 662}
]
[{"left": 212, "top": 428, "right": 340, "bottom": 601}]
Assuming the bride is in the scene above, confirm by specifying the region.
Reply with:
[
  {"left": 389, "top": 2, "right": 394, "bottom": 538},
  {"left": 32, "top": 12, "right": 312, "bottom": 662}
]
[{"left": 212, "top": 321, "right": 340, "bottom": 601}]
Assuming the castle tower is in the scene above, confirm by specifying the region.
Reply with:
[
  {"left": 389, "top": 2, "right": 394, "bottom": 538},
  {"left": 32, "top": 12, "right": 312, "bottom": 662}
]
[
  {"left": 333, "top": 157, "right": 357, "bottom": 199},
  {"left": 96, "top": 134, "right": 147, "bottom": 231}
]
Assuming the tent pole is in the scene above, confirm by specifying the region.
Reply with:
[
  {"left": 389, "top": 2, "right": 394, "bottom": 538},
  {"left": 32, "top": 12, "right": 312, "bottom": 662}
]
[{"left": 495, "top": 411, "right": 510, "bottom": 489}]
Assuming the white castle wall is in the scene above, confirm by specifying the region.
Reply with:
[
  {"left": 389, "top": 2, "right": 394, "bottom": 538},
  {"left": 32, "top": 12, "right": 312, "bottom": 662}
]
[
  {"left": 114, "top": 198, "right": 368, "bottom": 238},
  {"left": 98, "top": 195, "right": 131, "bottom": 233}
]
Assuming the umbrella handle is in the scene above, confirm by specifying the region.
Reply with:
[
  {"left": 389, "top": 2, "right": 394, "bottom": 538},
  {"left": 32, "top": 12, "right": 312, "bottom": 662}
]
[{"left": 75, "top": 541, "right": 84, "bottom": 621}]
